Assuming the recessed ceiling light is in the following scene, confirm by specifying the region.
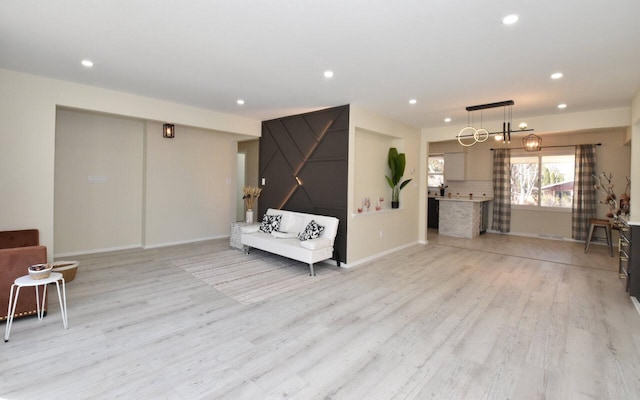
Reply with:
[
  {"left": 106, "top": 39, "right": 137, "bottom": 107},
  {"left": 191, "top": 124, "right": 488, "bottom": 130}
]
[
  {"left": 237, "top": 99, "right": 245, "bottom": 105},
  {"left": 557, "top": 103, "right": 567, "bottom": 109},
  {"left": 444, "top": 118, "right": 451, "bottom": 123},
  {"left": 81, "top": 60, "right": 94, "bottom": 68},
  {"left": 324, "top": 70, "right": 334, "bottom": 78},
  {"left": 409, "top": 99, "right": 417, "bottom": 105},
  {"left": 502, "top": 14, "right": 519, "bottom": 25},
  {"left": 551, "top": 72, "right": 563, "bottom": 80}
]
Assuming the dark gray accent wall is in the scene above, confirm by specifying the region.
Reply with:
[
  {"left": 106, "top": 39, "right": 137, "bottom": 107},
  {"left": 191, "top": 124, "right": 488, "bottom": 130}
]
[{"left": 259, "top": 105, "right": 349, "bottom": 263}]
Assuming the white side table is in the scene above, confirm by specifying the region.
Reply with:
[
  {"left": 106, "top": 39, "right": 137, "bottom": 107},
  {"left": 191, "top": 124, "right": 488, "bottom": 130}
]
[{"left": 4, "top": 272, "right": 68, "bottom": 342}]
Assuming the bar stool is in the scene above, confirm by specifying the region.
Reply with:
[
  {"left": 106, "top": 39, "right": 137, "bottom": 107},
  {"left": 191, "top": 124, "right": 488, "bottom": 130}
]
[
  {"left": 4, "top": 272, "right": 68, "bottom": 342},
  {"left": 584, "top": 218, "right": 613, "bottom": 256}
]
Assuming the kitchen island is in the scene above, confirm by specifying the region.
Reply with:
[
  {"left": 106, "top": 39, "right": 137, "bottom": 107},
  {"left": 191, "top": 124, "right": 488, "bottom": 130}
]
[{"left": 437, "top": 196, "right": 492, "bottom": 239}]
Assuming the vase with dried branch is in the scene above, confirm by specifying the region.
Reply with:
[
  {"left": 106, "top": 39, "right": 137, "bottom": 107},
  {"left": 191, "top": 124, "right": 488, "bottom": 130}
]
[
  {"left": 593, "top": 171, "right": 630, "bottom": 218},
  {"left": 242, "top": 186, "right": 262, "bottom": 223}
]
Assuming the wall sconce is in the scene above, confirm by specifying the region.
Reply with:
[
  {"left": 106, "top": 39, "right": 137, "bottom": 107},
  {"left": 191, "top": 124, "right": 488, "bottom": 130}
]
[
  {"left": 523, "top": 134, "right": 542, "bottom": 152},
  {"left": 163, "top": 123, "right": 175, "bottom": 139}
]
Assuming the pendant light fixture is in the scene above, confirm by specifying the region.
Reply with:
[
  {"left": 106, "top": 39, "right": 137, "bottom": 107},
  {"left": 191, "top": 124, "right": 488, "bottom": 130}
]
[
  {"left": 455, "top": 100, "right": 534, "bottom": 147},
  {"left": 523, "top": 134, "right": 542, "bottom": 151}
]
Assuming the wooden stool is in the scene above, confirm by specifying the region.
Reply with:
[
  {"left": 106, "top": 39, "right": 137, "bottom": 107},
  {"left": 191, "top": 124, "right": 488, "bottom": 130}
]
[{"left": 584, "top": 219, "right": 613, "bottom": 256}]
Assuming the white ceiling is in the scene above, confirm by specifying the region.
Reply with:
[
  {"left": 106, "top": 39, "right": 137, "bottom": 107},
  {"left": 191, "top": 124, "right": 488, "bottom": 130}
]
[{"left": 2, "top": 0, "right": 639, "bottom": 129}]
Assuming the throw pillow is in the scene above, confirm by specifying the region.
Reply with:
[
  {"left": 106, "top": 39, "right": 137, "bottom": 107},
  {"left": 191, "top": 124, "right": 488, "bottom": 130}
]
[
  {"left": 298, "top": 220, "right": 324, "bottom": 241},
  {"left": 259, "top": 214, "right": 282, "bottom": 233}
]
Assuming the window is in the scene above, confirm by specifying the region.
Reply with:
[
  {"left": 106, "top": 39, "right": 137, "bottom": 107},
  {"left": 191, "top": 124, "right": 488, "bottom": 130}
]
[
  {"left": 510, "top": 152, "right": 575, "bottom": 208},
  {"left": 428, "top": 154, "right": 444, "bottom": 187}
]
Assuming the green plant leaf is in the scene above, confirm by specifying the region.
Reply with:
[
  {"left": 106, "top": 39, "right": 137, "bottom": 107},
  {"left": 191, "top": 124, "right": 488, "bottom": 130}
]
[
  {"left": 387, "top": 147, "right": 409, "bottom": 189},
  {"left": 399, "top": 179, "right": 412, "bottom": 190},
  {"left": 385, "top": 175, "right": 394, "bottom": 189},
  {"left": 388, "top": 148, "right": 398, "bottom": 180}
]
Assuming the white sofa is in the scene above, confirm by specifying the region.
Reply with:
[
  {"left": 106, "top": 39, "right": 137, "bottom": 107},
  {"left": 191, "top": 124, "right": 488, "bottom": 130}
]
[{"left": 240, "top": 208, "right": 340, "bottom": 276}]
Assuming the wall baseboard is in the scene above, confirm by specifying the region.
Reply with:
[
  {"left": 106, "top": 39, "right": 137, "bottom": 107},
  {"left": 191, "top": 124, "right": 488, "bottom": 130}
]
[
  {"left": 344, "top": 241, "right": 423, "bottom": 269},
  {"left": 54, "top": 244, "right": 141, "bottom": 258},
  {"left": 54, "top": 235, "right": 231, "bottom": 258},
  {"left": 142, "top": 235, "right": 229, "bottom": 250},
  {"left": 485, "top": 229, "right": 584, "bottom": 243}
]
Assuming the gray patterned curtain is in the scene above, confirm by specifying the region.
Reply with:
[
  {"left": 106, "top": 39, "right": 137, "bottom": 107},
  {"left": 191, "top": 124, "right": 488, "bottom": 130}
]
[
  {"left": 492, "top": 149, "right": 511, "bottom": 232},
  {"left": 572, "top": 144, "right": 597, "bottom": 240}
]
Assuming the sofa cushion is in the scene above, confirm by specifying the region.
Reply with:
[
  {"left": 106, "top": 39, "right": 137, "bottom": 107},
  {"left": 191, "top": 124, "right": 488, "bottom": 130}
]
[
  {"left": 299, "top": 237, "right": 332, "bottom": 250},
  {"left": 271, "top": 231, "right": 298, "bottom": 239},
  {"left": 298, "top": 220, "right": 324, "bottom": 241},
  {"left": 0, "top": 229, "right": 40, "bottom": 249},
  {"left": 279, "top": 213, "right": 305, "bottom": 233},
  {"left": 259, "top": 214, "right": 282, "bottom": 233}
]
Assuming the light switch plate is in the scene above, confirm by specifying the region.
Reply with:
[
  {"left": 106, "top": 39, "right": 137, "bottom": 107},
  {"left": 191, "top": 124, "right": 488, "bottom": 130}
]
[{"left": 88, "top": 175, "right": 107, "bottom": 184}]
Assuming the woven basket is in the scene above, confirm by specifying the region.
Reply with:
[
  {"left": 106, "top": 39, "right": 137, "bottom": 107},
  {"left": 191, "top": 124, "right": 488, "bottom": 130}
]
[
  {"left": 51, "top": 261, "right": 79, "bottom": 282},
  {"left": 28, "top": 264, "right": 52, "bottom": 280}
]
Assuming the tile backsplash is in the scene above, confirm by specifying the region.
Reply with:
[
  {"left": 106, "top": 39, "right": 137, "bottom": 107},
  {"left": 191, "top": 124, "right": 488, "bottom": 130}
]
[{"left": 428, "top": 180, "right": 493, "bottom": 198}]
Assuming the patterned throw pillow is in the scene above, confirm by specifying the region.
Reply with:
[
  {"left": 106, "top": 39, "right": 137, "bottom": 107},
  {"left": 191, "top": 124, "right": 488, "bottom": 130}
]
[
  {"left": 298, "top": 220, "right": 325, "bottom": 241},
  {"left": 259, "top": 214, "right": 282, "bottom": 233}
]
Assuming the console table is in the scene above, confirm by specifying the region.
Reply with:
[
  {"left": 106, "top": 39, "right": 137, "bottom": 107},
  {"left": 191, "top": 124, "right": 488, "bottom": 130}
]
[{"left": 230, "top": 222, "right": 259, "bottom": 250}]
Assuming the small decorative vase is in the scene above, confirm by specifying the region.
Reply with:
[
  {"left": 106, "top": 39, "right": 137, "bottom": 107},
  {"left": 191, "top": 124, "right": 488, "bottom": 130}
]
[
  {"left": 391, "top": 201, "right": 399, "bottom": 209},
  {"left": 246, "top": 209, "right": 254, "bottom": 224}
]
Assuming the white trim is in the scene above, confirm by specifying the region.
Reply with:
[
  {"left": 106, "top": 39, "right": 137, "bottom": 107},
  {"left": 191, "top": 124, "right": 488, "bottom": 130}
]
[
  {"left": 345, "top": 241, "right": 423, "bottom": 268},
  {"left": 54, "top": 244, "right": 141, "bottom": 258},
  {"left": 484, "top": 229, "right": 583, "bottom": 243},
  {"left": 143, "top": 235, "right": 229, "bottom": 250},
  {"left": 55, "top": 235, "right": 233, "bottom": 257},
  {"left": 511, "top": 205, "right": 572, "bottom": 213}
]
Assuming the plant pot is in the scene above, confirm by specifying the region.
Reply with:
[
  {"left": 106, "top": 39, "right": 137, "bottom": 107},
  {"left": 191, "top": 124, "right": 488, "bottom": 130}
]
[
  {"left": 246, "top": 209, "right": 254, "bottom": 224},
  {"left": 391, "top": 201, "right": 399, "bottom": 209}
]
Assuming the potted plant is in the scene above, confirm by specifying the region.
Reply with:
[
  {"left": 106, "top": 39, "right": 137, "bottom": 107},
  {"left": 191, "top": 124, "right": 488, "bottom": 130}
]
[{"left": 385, "top": 147, "right": 412, "bottom": 208}]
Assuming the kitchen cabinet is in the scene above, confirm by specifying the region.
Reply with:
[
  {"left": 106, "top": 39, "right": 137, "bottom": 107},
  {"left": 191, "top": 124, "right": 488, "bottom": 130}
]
[
  {"left": 428, "top": 197, "right": 439, "bottom": 229},
  {"left": 615, "top": 216, "right": 640, "bottom": 298},
  {"left": 444, "top": 152, "right": 466, "bottom": 181},
  {"left": 616, "top": 216, "right": 640, "bottom": 297}
]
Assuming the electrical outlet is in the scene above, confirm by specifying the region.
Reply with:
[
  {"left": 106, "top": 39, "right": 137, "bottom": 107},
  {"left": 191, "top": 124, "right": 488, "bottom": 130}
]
[{"left": 379, "top": 230, "right": 383, "bottom": 238}]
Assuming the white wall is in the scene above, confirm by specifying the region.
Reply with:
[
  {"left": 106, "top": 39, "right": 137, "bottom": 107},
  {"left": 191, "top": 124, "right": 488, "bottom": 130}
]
[
  {"left": 54, "top": 109, "right": 240, "bottom": 255},
  {"left": 348, "top": 106, "right": 421, "bottom": 265},
  {"left": 354, "top": 128, "right": 398, "bottom": 213},
  {"left": 0, "top": 68, "right": 260, "bottom": 259},
  {"left": 144, "top": 122, "right": 237, "bottom": 247},
  {"left": 55, "top": 109, "right": 144, "bottom": 254}
]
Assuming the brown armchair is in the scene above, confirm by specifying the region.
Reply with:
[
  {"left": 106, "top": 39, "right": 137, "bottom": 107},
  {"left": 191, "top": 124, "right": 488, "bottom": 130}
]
[{"left": 0, "top": 229, "right": 47, "bottom": 321}]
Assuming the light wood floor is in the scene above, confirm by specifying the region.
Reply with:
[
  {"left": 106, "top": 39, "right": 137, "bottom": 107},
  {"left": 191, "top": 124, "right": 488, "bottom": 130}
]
[{"left": 1, "top": 232, "right": 639, "bottom": 399}]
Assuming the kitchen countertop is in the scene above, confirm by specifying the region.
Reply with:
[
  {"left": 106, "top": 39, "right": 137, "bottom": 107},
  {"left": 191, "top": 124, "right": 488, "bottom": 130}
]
[{"left": 432, "top": 196, "right": 493, "bottom": 203}]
